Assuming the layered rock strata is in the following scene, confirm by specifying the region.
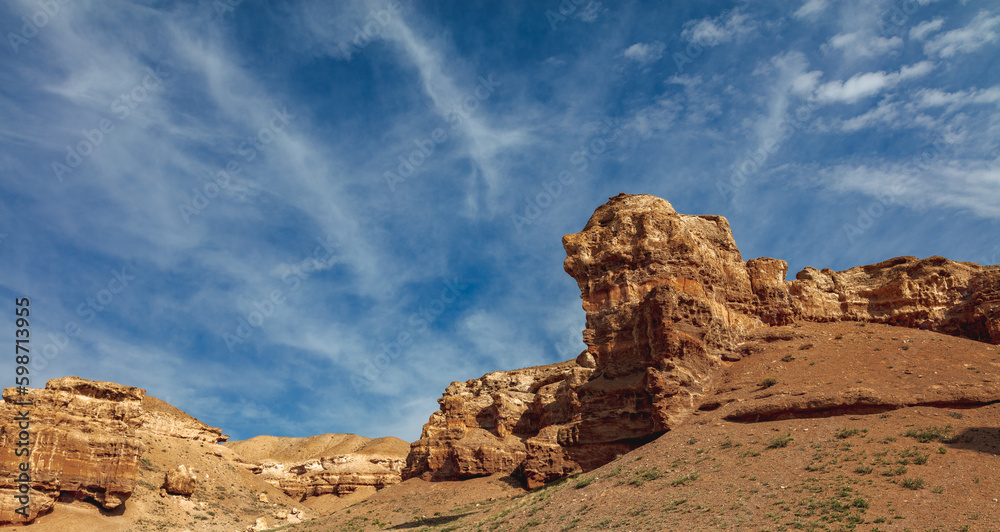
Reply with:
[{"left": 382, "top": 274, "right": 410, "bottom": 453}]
[
  {"left": 224, "top": 434, "right": 409, "bottom": 500},
  {"left": 405, "top": 193, "right": 1000, "bottom": 487},
  {"left": 139, "top": 394, "right": 228, "bottom": 443},
  {"left": 0, "top": 377, "right": 144, "bottom": 524},
  {"left": 0, "top": 376, "right": 227, "bottom": 525}
]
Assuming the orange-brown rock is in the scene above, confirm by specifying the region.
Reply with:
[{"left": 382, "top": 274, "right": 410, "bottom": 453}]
[
  {"left": 406, "top": 193, "right": 1000, "bottom": 487},
  {"left": 786, "top": 257, "right": 1000, "bottom": 343},
  {"left": 224, "top": 434, "right": 409, "bottom": 500},
  {"left": 138, "top": 395, "right": 228, "bottom": 443},
  {"left": 405, "top": 361, "right": 596, "bottom": 483},
  {"left": 0, "top": 488, "right": 53, "bottom": 524},
  {"left": 163, "top": 464, "right": 197, "bottom": 496},
  {"left": 0, "top": 376, "right": 228, "bottom": 525},
  {"left": 0, "top": 377, "right": 145, "bottom": 524}
]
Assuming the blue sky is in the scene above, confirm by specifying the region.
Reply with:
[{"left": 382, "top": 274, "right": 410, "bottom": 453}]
[{"left": 1, "top": 0, "right": 998, "bottom": 442}]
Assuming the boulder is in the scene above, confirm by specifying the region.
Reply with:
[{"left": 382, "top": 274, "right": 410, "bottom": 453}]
[{"left": 163, "top": 464, "right": 197, "bottom": 496}]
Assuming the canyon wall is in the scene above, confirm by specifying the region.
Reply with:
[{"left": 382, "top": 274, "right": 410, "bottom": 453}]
[
  {"left": 0, "top": 376, "right": 226, "bottom": 525},
  {"left": 405, "top": 193, "right": 1000, "bottom": 487}
]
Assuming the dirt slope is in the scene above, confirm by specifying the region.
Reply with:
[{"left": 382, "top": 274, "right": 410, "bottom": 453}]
[{"left": 290, "top": 321, "right": 1000, "bottom": 531}]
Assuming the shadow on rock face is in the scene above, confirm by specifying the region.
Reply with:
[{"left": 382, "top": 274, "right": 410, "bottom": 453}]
[{"left": 54, "top": 491, "right": 128, "bottom": 516}]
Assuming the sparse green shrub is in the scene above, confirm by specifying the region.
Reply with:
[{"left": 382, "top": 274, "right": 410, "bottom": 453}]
[
  {"left": 881, "top": 465, "right": 907, "bottom": 476},
  {"left": 904, "top": 425, "right": 952, "bottom": 443},
  {"left": 765, "top": 434, "right": 793, "bottom": 449},
  {"left": 670, "top": 473, "right": 699, "bottom": 487},
  {"left": 835, "top": 428, "right": 860, "bottom": 439}
]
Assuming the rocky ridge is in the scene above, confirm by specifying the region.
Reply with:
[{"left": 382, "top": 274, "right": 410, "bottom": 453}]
[
  {"left": 224, "top": 434, "right": 409, "bottom": 501},
  {"left": 404, "top": 193, "right": 1000, "bottom": 487}
]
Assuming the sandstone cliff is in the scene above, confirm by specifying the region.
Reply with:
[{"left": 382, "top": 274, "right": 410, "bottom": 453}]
[
  {"left": 405, "top": 193, "right": 1000, "bottom": 487},
  {"left": 224, "top": 433, "right": 409, "bottom": 501},
  {"left": 0, "top": 377, "right": 226, "bottom": 525},
  {"left": 0, "top": 377, "right": 145, "bottom": 524}
]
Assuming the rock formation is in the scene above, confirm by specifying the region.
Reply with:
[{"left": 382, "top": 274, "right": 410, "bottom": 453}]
[
  {"left": 405, "top": 193, "right": 1000, "bottom": 487},
  {"left": 224, "top": 434, "right": 409, "bottom": 500},
  {"left": 0, "top": 376, "right": 227, "bottom": 525},
  {"left": 139, "top": 395, "right": 228, "bottom": 443},
  {"left": 163, "top": 464, "right": 197, "bottom": 496},
  {"left": 0, "top": 377, "right": 144, "bottom": 524},
  {"left": 787, "top": 256, "right": 1000, "bottom": 344},
  {"left": 406, "top": 361, "right": 604, "bottom": 485}
]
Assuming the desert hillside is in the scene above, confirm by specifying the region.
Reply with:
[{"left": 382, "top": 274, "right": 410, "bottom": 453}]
[{"left": 292, "top": 321, "right": 1000, "bottom": 531}]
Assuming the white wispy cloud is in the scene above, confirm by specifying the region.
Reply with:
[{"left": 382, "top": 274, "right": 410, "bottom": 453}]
[
  {"left": 924, "top": 10, "right": 1000, "bottom": 58},
  {"left": 821, "top": 158, "right": 1000, "bottom": 219},
  {"left": 827, "top": 31, "right": 902, "bottom": 58},
  {"left": 914, "top": 86, "right": 1000, "bottom": 108},
  {"left": 815, "top": 62, "right": 934, "bottom": 103},
  {"left": 623, "top": 41, "right": 665, "bottom": 65},
  {"left": 793, "top": 0, "right": 828, "bottom": 20},
  {"left": 910, "top": 18, "right": 945, "bottom": 41},
  {"left": 681, "top": 8, "right": 757, "bottom": 46},
  {"left": 839, "top": 98, "right": 899, "bottom": 131},
  {"left": 376, "top": 13, "right": 529, "bottom": 214}
]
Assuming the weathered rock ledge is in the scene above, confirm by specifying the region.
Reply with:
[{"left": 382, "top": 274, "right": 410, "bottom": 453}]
[
  {"left": 224, "top": 434, "right": 409, "bottom": 501},
  {"left": 405, "top": 193, "right": 1000, "bottom": 487},
  {"left": 0, "top": 376, "right": 226, "bottom": 525}
]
